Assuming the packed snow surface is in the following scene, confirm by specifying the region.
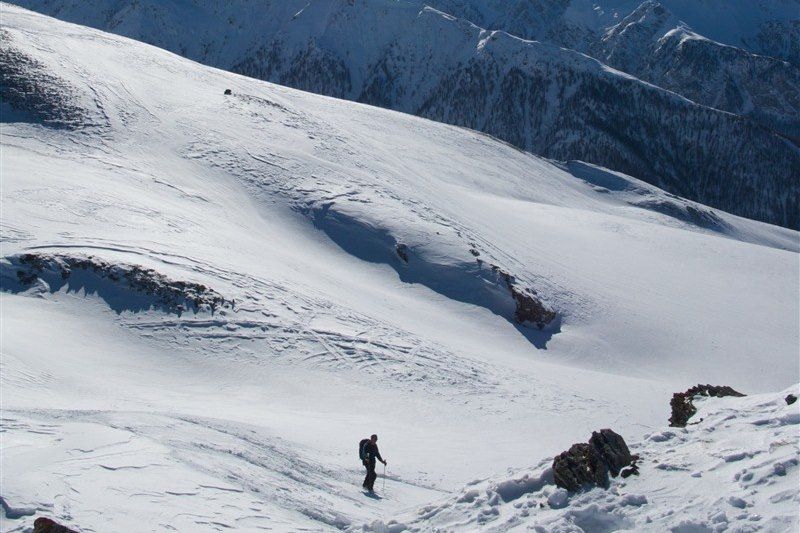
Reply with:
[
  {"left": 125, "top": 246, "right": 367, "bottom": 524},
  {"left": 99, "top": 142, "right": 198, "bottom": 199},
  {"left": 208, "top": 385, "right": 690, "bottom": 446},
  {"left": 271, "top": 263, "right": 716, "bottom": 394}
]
[{"left": 1, "top": 5, "right": 798, "bottom": 532}]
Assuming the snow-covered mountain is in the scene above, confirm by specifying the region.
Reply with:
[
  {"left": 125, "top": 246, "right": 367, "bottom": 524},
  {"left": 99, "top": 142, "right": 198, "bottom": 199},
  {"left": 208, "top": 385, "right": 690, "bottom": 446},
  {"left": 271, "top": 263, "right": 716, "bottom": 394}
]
[
  {"left": 430, "top": 0, "right": 800, "bottom": 64},
  {"left": 591, "top": 1, "right": 800, "bottom": 139},
  {"left": 8, "top": 0, "right": 800, "bottom": 229},
  {"left": 1, "top": 5, "right": 798, "bottom": 532}
]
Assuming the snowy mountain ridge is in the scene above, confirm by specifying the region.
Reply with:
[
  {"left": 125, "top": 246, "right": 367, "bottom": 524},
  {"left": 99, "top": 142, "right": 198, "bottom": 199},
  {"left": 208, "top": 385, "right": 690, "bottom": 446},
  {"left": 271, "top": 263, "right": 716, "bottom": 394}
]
[
  {"left": 0, "top": 5, "right": 798, "bottom": 532},
  {"left": 8, "top": 0, "right": 800, "bottom": 229},
  {"left": 591, "top": 1, "right": 800, "bottom": 139},
  {"left": 427, "top": 0, "right": 800, "bottom": 62}
]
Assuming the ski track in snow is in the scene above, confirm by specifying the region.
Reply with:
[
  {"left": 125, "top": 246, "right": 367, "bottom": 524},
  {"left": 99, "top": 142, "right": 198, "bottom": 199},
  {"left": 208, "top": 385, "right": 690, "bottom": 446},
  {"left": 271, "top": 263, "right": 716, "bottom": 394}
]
[{"left": 2, "top": 409, "right": 446, "bottom": 531}]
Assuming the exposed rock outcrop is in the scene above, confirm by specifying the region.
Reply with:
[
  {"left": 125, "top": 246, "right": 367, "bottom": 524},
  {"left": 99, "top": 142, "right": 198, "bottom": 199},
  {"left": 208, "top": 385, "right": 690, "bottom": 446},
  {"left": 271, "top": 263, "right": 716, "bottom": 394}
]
[
  {"left": 395, "top": 243, "right": 409, "bottom": 263},
  {"left": 785, "top": 394, "right": 797, "bottom": 405},
  {"left": 553, "top": 429, "right": 635, "bottom": 492},
  {"left": 5, "top": 253, "right": 233, "bottom": 314},
  {"left": 669, "top": 384, "right": 746, "bottom": 427},
  {"left": 492, "top": 264, "right": 556, "bottom": 330},
  {"left": 34, "top": 517, "right": 78, "bottom": 533},
  {"left": 620, "top": 464, "right": 639, "bottom": 478},
  {"left": 589, "top": 428, "right": 634, "bottom": 477},
  {"left": 553, "top": 442, "right": 608, "bottom": 491}
]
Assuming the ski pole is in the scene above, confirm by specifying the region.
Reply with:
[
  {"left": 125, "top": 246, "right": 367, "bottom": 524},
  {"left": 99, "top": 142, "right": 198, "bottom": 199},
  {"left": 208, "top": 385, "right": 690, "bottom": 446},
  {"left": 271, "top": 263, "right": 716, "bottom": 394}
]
[{"left": 383, "top": 463, "right": 386, "bottom": 492}]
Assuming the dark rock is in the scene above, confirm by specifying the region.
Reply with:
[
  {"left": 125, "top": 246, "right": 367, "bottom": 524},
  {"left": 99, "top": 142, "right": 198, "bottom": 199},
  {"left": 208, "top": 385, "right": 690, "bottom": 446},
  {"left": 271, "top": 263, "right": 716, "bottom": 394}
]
[
  {"left": 16, "top": 268, "right": 38, "bottom": 284},
  {"left": 6, "top": 253, "right": 233, "bottom": 314},
  {"left": 589, "top": 429, "right": 634, "bottom": 476},
  {"left": 34, "top": 517, "right": 78, "bottom": 533},
  {"left": 491, "top": 265, "right": 556, "bottom": 329},
  {"left": 669, "top": 384, "right": 746, "bottom": 427},
  {"left": 552, "top": 428, "right": 634, "bottom": 492},
  {"left": 395, "top": 243, "right": 409, "bottom": 263},
  {"left": 224, "top": 88, "right": 232, "bottom": 95},
  {"left": 509, "top": 285, "right": 556, "bottom": 329},
  {"left": 786, "top": 394, "right": 797, "bottom": 405},
  {"left": 620, "top": 464, "right": 639, "bottom": 478},
  {"left": 553, "top": 442, "right": 608, "bottom": 492}
]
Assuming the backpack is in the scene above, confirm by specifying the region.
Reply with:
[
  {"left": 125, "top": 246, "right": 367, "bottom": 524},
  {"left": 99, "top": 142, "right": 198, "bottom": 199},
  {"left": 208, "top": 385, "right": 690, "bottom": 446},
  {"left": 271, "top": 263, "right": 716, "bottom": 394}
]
[{"left": 359, "top": 438, "right": 370, "bottom": 461}]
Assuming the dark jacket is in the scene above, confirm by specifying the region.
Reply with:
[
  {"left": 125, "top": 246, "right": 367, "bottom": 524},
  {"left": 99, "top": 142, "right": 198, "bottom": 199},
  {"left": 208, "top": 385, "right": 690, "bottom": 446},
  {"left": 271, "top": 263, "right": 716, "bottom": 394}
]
[{"left": 362, "top": 441, "right": 384, "bottom": 464}]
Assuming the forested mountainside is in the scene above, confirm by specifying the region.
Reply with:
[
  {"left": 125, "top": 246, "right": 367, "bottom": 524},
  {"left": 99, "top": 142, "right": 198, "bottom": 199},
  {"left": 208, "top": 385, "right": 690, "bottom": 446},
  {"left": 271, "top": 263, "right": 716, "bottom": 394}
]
[
  {"left": 429, "top": 0, "right": 800, "bottom": 64},
  {"left": 589, "top": 1, "right": 800, "bottom": 139}
]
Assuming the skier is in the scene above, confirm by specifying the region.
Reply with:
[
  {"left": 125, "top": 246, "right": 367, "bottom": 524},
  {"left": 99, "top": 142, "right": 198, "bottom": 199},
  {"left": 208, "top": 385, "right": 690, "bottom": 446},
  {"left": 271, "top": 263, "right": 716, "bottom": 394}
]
[{"left": 359, "top": 434, "right": 387, "bottom": 492}]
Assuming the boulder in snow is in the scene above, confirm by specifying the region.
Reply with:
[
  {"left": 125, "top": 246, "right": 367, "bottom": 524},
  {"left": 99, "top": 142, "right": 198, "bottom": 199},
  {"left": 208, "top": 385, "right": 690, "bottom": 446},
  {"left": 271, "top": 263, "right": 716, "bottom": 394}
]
[
  {"left": 34, "top": 517, "right": 78, "bottom": 533},
  {"left": 552, "top": 442, "right": 608, "bottom": 491},
  {"left": 552, "top": 429, "right": 634, "bottom": 491},
  {"left": 589, "top": 428, "right": 634, "bottom": 476}
]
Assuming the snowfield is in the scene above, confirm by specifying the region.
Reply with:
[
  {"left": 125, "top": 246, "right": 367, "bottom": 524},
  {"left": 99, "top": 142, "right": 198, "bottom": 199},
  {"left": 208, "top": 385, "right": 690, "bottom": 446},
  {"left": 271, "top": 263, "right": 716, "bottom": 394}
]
[{"left": 1, "top": 4, "right": 798, "bottom": 532}]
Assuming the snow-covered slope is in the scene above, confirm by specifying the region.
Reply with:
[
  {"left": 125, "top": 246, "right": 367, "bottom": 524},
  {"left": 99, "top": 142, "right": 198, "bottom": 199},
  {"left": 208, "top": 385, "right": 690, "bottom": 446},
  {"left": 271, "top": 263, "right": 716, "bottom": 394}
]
[
  {"left": 8, "top": 0, "right": 800, "bottom": 229},
  {"left": 1, "top": 5, "right": 798, "bottom": 532},
  {"left": 366, "top": 386, "right": 800, "bottom": 532}
]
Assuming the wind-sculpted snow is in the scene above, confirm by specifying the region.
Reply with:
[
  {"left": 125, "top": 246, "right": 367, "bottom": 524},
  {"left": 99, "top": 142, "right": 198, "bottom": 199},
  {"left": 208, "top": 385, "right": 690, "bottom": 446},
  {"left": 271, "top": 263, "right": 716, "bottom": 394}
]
[
  {"left": 182, "top": 88, "right": 561, "bottom": 344},
  {"left": 366, "top": 386, "right": 800, "bottom": 532},
  {"left": 0, "top": 6, "right": 798, "bottom": 531},
  {"left": 2, "top": 0, "right": 797, "bottom": 386},
  {"left": 564, "top": 161, "right": 731, "bottom": 232},
  {"left": 8, "top": 0, "right": 800, "bottom": 228},
  {"left": 311, "top": 204, "right": 558, "bottom": 341},
  {"left": 2, "top": 252, "right": 233, "bottom": 314},
  {"left": 2, "top": 247, "right": 497, "bottom": 395}
]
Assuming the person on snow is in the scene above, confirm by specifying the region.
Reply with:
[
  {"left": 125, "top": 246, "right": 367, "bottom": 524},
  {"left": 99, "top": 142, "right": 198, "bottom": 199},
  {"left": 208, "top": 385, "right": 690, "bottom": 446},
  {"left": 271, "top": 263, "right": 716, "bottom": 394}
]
[{"left": 359, "top": 434, "right": 387, "bottom": 492}]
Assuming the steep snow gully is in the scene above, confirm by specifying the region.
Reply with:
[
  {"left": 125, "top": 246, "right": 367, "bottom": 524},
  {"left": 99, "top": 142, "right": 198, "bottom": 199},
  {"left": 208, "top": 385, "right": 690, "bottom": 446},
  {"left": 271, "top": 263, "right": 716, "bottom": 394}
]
[{"left": 1, "top": 5, "right": 798, "bottom": 532}]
